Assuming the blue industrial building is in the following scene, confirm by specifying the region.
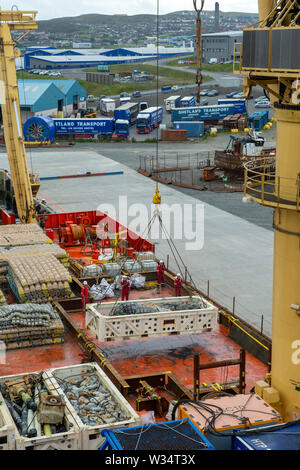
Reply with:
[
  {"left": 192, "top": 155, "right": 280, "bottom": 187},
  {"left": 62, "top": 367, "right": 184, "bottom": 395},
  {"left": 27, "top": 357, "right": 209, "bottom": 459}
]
[
  {"left": 17, "top": 79, "right": 87, "bottom": 122},
  {"left": 23, "top": 45, "right": 194, "bottom": 70}
]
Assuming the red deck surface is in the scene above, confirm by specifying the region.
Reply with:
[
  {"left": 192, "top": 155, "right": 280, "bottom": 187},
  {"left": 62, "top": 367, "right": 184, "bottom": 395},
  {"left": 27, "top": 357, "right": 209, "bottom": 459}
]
[{"left": 0, "top": 285, "right": 267, "bottom": 393}]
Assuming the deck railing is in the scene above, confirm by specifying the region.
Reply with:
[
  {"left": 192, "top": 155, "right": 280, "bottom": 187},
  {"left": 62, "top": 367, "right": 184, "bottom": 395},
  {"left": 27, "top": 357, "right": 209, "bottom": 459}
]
[{"left": 244, "top": 157, "right": 300, "bottom": 211}]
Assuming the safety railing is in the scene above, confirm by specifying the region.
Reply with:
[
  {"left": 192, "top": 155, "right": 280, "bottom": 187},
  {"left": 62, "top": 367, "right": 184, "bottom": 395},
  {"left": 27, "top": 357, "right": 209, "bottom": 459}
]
[
  {"left": 233, "top": 42, "right": 242, "bottom": 74},
  {"left": 244, "top": 157, "right": 300, "bottom": 211}
]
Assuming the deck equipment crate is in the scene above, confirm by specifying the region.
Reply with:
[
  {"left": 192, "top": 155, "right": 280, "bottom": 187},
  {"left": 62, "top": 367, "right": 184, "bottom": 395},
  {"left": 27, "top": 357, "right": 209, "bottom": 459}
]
[
  {"left": 0, "top": 371, "right": 81, "bottom": 450},
  {"left": 0, "top": 391, "right": 17, "bottom": 450},
  {"left": 233, "top": 421, "right": 300, "bottom": 450},
  {"left": 44, "top": 363, "right": 141, "bottom": 450},
  {"left": 86, "top": 295, "right": 218, "bottom": 341},
  {"left": 178, "top": 394, "right": 282, "bottom": 434},
  {"left": 100, "top": 418, "right": 215, "bottom": 450}
]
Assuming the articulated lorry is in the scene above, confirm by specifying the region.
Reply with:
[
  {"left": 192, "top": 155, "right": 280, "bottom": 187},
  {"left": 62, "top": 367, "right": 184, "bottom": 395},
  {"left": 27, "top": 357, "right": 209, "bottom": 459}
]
[
  {"left": 100, "top": 98, "right": 116, "bottom": 116},
  {"left": 164, "top": 95, "right": 181, "bottom": 112},
  {"left": 114, "top": 102, "right": 139, "bottom": 126},
  {"left": 136, "top": 107, "right": 163, "bottom": 134},
  {"left": 180, "top": 96, "right": 196, "bottom": 107}
]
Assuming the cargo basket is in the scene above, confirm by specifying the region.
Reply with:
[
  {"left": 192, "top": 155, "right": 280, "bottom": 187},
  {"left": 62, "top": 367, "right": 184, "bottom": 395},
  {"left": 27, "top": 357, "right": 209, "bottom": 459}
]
[
  {"left": 0, "top": 371, "right": 81, "bottom": 450},
  {"left": 44, "top": 363, "right": 141, "bottom": 450},
  {"left": 86, "top": 296, "right": 218, "bottom": 341}
]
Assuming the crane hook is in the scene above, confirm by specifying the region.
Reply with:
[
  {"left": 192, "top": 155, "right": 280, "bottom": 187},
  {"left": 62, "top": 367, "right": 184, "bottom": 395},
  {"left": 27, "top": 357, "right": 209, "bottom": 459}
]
[{"left": 193, "top": 0, "right": 205, "bottom": 105}]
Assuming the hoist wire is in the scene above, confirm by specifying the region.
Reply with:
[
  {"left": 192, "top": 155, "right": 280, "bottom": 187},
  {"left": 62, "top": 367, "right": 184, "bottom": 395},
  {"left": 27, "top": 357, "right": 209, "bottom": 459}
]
[{"left": 193, "top": 0, "right": 205, "bottom": 104}]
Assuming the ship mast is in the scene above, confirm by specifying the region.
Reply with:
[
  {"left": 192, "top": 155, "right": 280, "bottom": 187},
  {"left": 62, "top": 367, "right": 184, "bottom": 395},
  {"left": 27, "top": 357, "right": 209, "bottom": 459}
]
[{"left": 237, "top": 0, "right": 300, "bottom": 420}]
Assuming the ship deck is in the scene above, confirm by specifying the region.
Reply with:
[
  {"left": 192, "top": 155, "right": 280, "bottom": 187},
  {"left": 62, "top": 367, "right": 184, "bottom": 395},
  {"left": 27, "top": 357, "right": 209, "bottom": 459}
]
[{"left": 0, "top": 283, "right": 267, "bottom": 394}]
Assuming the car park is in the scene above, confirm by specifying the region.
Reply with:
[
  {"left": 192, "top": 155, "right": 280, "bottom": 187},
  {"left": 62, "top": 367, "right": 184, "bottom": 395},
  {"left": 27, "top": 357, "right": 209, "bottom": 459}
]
[
  {"left": 200, "top": 89, "right": 209, "bottom": 96},
  {"left": 132, "top": 91, "right": 142, "bottom": 97}
]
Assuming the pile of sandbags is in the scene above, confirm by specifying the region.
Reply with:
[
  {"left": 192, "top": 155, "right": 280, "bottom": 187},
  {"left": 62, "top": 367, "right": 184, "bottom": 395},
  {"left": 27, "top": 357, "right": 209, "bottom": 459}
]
[{"left": 82, "top": 264, "right": 103, "bottom": 278}]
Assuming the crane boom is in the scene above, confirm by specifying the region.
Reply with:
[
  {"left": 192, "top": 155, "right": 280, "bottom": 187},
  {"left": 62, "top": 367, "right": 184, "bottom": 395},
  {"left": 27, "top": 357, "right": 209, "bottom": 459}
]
[{"left": 0, "top": 10, "right": 38, "bottom": 223}]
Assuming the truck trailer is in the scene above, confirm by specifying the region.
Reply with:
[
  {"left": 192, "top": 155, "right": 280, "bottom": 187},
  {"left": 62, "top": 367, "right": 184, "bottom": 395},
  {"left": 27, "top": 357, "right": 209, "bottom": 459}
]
[
  {"left": 136, "top": 107, "right": 163, "bottom": 134},
  {"left": 164, "top": 95, "right": 181, "bottom": 112},
  {"left": 171, "top": 104, "right": 236, "bottom": 123},
  {"left": 218, "top": 99, "right": 247, "bottom": 115},
  {"left": 100, "top": 98, "right": 116, "bottom": 116},
  {"left": 180, "top": 96, "right": 196, "bottom": 107},
  {"left": 114, "top": 102, "right": 139, "bottom": 126}
]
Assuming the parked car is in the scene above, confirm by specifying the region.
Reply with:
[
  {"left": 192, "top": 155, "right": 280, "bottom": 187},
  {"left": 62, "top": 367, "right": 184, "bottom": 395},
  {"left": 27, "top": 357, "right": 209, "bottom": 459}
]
[
  {"left": 132, "top": 91, "right": 142, "bottom": 98},
  {"left": 226, "top": 91, "right": 239, "bottom": 98},
  {"left": 255, "top": 100, "right": 270, "bottom": 108},
  {"left": 171, "top": 85, "right": 180, "bottom": 91},
  {"left": 231, "top": 92, "right": 244, "bottom": 99},
  {"left": 200, "top": 89, "right": 209, "bottom": 96},
  {"left": 207, "top": 89, "right": 219, "bottom": 96},
  {"left": 120, "top": 92, "right": 130, "bottom": 98},
  {"left": 200, "top": 98, "right": 209, "bottom": 106},
  {"left": 255, "top": 95, "right": 268, "bottom": 103}
]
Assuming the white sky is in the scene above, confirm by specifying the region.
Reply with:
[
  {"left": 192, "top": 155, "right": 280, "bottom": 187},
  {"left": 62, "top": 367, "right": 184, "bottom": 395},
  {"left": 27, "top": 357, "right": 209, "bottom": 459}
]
[{"left": 2, "top": 1, "right": 258, "bottom": 21}]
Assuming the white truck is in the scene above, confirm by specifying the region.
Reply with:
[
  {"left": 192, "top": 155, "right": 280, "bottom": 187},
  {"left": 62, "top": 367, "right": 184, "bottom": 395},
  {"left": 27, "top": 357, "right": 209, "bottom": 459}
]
[
  {"left": 100, "top": 98, "right": 116, "bottom": 116},
  {"left": 164, "top": 95, "right": 181, "bottom": 112}
]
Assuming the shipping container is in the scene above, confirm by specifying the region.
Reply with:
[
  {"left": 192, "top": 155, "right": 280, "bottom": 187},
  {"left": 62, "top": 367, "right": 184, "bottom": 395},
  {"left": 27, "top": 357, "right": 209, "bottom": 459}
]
[
  {"left": 248, "top": 110, "right": 269, "bottom": 131},
  {"left": 233, "top": 422, "right": 300, "bottom": 450},
  {"left": 171, "top": 104, "right": 236, "bottom": 122},
  {"left": 44, "top": 363, "right": 141, "bottom": 450},
  {"left": 173, "top": 121, "right": 204, "bottom": 138},
  {"left": 218, "top": 98, "right": 247, "bottom": 114},
  {"left": 180, "top": 96, "right": 196, "bottom": 108},
  {"left": 164, "top": 95, "right": 181, "bottom": 112}
]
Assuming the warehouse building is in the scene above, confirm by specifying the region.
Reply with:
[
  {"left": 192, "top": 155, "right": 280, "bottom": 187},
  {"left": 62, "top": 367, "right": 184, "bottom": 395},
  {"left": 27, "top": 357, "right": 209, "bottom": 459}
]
[
  {"left": 202, "top": 31, "right": 242, "bottom": 63},
  {"left": 17, "top": 79, "right": 87, "bottom": 122},
  {"left": 23, "top": 45, "right": 194, "bottom": 70}
]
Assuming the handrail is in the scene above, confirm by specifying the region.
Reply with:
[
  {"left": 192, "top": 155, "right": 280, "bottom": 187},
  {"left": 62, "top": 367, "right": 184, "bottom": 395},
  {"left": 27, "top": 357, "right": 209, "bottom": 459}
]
[{"left": 244, "top": 157, "right": 300, "bottom": 210}]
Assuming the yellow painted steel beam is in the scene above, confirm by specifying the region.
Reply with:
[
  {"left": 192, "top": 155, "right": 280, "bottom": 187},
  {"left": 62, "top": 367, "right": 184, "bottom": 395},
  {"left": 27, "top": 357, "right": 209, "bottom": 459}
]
[{"left": 0, "top": 11, "right": 37, "bottom": 223}]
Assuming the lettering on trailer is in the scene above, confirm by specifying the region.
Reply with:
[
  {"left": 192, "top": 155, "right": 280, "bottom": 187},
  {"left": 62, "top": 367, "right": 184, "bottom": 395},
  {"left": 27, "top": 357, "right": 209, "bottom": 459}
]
[
  {"left": 54, "top": 119, "right": 113, "bottom": 135},
  {"left": 176, "top": 105, "right": 234, "bottom": 116}
]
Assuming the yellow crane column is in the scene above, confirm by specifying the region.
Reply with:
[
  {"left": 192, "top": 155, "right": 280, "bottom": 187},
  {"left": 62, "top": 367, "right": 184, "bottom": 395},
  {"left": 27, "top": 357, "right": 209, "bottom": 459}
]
[
  {"left": 237, "top": 0, "right": 300, "bottom": 420},
  {"left": 271, "top": 105, "right": 300, "bottom": 421},
  {"left": 0, "top": 10, "right": 38, "bottom": 223}
]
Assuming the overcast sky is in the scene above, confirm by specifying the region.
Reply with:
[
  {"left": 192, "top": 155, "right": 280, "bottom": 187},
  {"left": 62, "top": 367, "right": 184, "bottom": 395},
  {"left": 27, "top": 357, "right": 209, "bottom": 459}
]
[{"left": 3, "top": 0, "right": 258, "bottom": 20}]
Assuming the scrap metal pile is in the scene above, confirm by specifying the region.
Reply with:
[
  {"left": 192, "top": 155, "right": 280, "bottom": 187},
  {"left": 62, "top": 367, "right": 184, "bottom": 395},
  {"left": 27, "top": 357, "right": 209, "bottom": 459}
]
[
  {"left": 0, "top": 225, "right": 73, "bottom": 302},
  {"left": 109, "top": 298, "right": 208, "bottom": 317},
  {"left": 0, "top": 303, "right": 64, "bottom": 349},
  {"left": 0, "top": 374, "right": 67, "bottom": 438},
  {"left": 57, "top": 371, "right": 129, "bottom": 426}
]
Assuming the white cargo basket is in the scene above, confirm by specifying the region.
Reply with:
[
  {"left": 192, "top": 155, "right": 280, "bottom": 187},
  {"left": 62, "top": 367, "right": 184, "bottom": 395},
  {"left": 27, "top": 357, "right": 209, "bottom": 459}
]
[
  {"left": 86, "top": 296, "right": 218, "bottom": 341},
  {"left": 0, "top": 371, "right": 81, "bottom": 450},
  {"left": 44, "top": 363, "right": 141, "bottom": 450},
  {"left": 0, "top": 391, "right": 17, "bottom": 450}
]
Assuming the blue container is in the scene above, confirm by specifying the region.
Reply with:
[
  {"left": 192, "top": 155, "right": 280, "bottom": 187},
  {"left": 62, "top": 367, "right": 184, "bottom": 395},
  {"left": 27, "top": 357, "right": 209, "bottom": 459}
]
[
  {"left": 233, "top": 422, "right": 300, "bottom": 450},
  {"left": 173, "top": 121, "right": 204, "bottom": 138},
  {"left": 248, "top": 110, "right": 269, "bottom": 131},
  {"left": 100, "top": 419, "right": 215, "bottom": 450}
]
